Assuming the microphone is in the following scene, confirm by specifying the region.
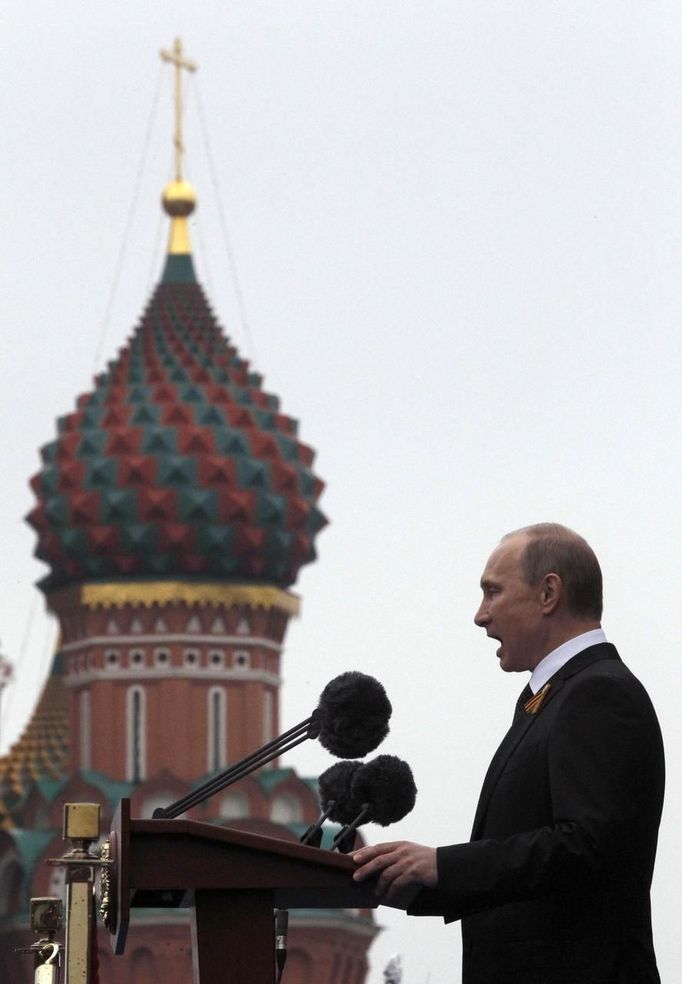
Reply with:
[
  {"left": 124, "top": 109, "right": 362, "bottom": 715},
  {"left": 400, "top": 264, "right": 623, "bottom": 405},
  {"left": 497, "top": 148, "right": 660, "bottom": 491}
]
[
  {"left": 153, "top": 672, "right": 392, "bottom": 819},
  {"left": 332, "top": 754, "right": 417, "bottom": 852},
  {"left": 274, "top": 908, "right": 289, "bottom": 984},
  {"left": 319, "top": 760, "right": 366, "bottom": 823},
  {"left": 300, "top": 760, "right": 364, "bottom": 846},
  {"left": 315, "top": 671, "right": 392, "bottom": 758}
]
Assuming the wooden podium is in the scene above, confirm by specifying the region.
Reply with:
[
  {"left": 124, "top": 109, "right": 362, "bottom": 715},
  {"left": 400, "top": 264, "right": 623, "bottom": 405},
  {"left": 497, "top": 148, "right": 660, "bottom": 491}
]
[{"left": 107, "top": 798, "right": 401, "bottom": 983}]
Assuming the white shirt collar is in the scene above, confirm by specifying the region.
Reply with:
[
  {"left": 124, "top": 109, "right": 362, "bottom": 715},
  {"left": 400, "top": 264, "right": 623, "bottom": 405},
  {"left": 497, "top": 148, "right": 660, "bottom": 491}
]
[{"left": 529, "top": 628, "right": 607, "bottom": 694}]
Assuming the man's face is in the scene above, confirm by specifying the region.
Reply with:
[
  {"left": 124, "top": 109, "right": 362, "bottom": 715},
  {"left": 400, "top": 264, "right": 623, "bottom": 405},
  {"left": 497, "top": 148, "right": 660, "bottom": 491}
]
[{"left": 474, "top": 534, "right": 546, "bottom": 673}]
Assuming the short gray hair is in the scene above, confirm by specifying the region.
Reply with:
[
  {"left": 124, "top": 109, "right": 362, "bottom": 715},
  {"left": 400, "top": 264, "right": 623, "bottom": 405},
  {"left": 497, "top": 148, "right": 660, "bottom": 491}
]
[{"left": 505, "top": 523, "right": 603, "bottom": 621}]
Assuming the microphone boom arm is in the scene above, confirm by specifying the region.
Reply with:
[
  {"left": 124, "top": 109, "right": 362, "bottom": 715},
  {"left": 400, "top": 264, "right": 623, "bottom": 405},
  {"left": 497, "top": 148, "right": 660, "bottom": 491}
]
[
  {"left": 331, "top": 803, "right": 370, "bottom": 853},
  {"left": 153, "top": 714, "right": 318, "bottom": 818}
]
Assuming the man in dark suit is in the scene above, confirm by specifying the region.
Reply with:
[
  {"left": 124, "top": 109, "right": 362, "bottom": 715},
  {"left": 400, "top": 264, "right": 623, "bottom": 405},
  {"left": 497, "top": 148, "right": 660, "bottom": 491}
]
[{"left": 353, "top": 523, "right": 664, "bottom": 983}]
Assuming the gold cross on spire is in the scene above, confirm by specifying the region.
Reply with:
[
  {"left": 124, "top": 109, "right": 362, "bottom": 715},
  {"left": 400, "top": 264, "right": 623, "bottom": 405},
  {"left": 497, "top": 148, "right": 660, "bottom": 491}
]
[{"left": 160, "top": 37, "right": 197, "bottom": 181}]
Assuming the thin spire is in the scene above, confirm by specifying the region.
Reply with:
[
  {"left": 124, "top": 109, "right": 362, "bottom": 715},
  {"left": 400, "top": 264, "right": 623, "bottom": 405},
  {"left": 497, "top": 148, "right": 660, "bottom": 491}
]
[
  {"left": 159, "top": 37, "right": 198, "bottom": 280},
  {"left": 160, "top": 37, "right": 197, "bottom": 182}
]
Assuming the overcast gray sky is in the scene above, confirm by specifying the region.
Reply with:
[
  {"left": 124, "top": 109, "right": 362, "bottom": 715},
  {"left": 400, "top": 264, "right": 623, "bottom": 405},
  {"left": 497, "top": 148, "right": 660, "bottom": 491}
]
[{"left": 1, "top": 3, "right": 681, "bottom": 981}]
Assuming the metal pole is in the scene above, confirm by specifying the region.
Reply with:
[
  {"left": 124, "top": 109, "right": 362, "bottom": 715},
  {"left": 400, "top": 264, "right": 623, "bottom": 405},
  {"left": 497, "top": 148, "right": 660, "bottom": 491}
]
[{"left": 53, "top": 804, "right": 101, "bottom": 984}]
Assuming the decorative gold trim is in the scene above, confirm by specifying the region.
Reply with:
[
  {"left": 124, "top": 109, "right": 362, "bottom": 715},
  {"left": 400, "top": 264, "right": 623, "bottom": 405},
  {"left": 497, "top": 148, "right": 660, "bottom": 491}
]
[
  {"left": 71, "top": 581, "right": 300, "bottom": 615},
  {"left": 98, "top": 837, "right": 112, "bottom": 930},
  {"left": 167, "top": 215, "right": 192, "bottom": 254}
]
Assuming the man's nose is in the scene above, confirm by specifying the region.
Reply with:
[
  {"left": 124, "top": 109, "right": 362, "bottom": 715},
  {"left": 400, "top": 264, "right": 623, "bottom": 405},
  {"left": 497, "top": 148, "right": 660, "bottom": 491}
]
[{"left": 474, "top": 602, "right": 488, "bottom": 627}]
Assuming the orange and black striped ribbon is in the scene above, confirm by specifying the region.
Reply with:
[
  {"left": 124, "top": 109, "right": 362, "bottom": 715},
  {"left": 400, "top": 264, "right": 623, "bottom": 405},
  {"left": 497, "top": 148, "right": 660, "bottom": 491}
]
[{"left": 523, "top": 683, "right": 551, "bottom": 715}]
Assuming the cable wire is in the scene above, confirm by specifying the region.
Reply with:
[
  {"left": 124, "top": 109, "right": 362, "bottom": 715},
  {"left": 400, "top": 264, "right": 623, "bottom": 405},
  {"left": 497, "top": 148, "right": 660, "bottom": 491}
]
[
  {"left": 193, "top": 205, "right": 216, "bottom": 302},
  {"left": 190, "top": 75, "right": 259, "bottom": 365},
  {"left": 146, "top": 201, "right": 167, "bottom": 296},
  {"left": 0, "top": 590, "right": 38, "bottom": 742},
  {"left": 92, "top": 64, "right": 165, "bottom": 373},
  {"left": 146, "top": 153, "right": 175, "bottom": 295}
]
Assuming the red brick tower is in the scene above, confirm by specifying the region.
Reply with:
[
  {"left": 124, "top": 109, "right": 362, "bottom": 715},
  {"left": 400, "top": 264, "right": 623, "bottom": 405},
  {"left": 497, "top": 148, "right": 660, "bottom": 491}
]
[{"left": 0, "top": 39, "right": 377, "bottom": 984}]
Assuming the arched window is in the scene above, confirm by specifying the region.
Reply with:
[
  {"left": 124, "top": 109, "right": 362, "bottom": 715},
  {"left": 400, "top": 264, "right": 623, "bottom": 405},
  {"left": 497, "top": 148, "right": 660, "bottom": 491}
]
[
  {"left": 79, "top": 689, "right": 91, "bottom": 771},
  {"left": 141, "top": 792, "right": 177, "bottom": 820},
  {"left": 263, "top": 689, "right": 273, "bottom": 746},
  {"left": 47, "top": 863, "right": 66, "bottom": 904},
  {"left": 270, "top": 793, "right": 303, "bottom": 825},
  {"left": 219, "top": 790, "right": 250, "bottom": 821},
  {"left": 207, "top": 687, "right": 227, "bottom": 772},
  {"left": 126, "top": 686, "right": 147, "bottom": 782}
]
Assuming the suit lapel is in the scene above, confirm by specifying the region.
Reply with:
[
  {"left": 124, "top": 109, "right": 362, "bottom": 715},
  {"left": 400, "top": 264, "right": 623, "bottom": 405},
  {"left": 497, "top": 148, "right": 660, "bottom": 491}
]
[
  {"left": 470, "top": 712, "right": 537, "bottom": 838},
  {"left": 470, "top": 643, "right": 620, "bottom": 840}
]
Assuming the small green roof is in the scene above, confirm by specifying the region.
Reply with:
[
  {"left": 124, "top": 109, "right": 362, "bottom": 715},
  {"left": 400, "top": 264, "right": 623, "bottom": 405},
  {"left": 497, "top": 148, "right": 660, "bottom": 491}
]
[
  {"left": 34, "top": 778, "right": 69, "bottom": 804},
  {"left": 256, "top": 767, "right": 296, "bottom": 793},
  {"left": 9, "top": 829, "right": 56, "bottom": 878},
  {"left": 80, "top": 771, "right": 136, "bottom": 811}
]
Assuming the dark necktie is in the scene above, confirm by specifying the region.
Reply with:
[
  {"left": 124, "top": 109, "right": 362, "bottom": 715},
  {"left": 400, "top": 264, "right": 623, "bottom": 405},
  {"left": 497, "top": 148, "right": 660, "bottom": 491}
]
[{"left": 514, "top": 683, "right": 533, "bottom": 720}]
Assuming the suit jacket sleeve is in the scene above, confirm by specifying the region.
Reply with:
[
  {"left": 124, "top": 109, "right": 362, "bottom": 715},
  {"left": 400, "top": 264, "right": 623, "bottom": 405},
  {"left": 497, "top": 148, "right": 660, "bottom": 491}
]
[{"left": 408, "top": 669, "right": 663, "bottom": 922}]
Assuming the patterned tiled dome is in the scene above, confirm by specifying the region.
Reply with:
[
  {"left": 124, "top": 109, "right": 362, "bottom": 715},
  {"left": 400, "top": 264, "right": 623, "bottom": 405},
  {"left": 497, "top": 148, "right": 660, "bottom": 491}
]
[
  {"left": 0, "top": 654, "right": 69, "bottom": 818},
  {"left": 27, "top": 257, "right": 327, "bottom": 590}
]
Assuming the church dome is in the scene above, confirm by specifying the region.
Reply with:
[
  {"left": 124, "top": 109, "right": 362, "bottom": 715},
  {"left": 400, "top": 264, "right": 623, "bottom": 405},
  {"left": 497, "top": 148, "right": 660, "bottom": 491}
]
[{"left": 27, "top": 249, "right": 326, "bottom": 591}]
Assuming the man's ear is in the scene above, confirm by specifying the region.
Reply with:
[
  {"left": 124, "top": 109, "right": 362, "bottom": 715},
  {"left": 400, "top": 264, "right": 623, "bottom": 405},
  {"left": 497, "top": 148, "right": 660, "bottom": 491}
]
[{"left": 540, "top": 573, "right": 562, "bottom": 614}]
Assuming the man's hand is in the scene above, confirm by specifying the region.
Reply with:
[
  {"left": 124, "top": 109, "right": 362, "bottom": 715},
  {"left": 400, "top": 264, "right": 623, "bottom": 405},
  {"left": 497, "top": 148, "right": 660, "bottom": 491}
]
[{"left": 352, "top": 841, "right": 437, "bottom": 901}]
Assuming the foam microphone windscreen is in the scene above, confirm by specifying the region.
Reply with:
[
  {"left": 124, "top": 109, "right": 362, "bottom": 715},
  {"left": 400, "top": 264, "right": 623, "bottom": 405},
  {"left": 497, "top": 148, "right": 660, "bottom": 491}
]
[
  {"left": 315, "top": 671, "right": 392, "bottom": 758},
  {"left": 350, "top": 754, "right": 417, "bottom": 826},
  {"left": 318, "top": 760, "right": 364, "bottom": 825}
]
